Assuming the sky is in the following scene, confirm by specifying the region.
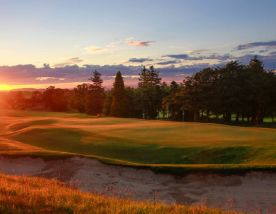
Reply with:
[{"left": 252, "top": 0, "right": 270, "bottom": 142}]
[{"left": 0, "top": 0, "right": 276, "bottom": 90}]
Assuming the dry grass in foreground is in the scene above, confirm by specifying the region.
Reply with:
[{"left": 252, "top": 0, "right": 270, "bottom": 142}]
[{"left": 0, "top": 173, "right": 240, "bottom": 214}]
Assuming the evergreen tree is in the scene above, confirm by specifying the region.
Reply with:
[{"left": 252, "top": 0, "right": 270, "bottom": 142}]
[
  {"left": 86, "top": 70, "right": 105, "bottom": 115},
  {"left": 247, "top": 57, "right": 268, "bottom": 124},
  {"left": 138, "top": 66, "right": 162, "bottom": 119},
  {"left": 111, "top": 71, "right": 127, "bottom": 117}
]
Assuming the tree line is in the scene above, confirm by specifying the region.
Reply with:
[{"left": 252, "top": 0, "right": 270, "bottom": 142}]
[{"left": 5, "top": 57, "right": 276, "bottom": 125}]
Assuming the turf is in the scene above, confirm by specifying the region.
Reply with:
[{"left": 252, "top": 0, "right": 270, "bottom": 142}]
[{"left": 1, "top": 110, "right": 276, "bottom": 171}]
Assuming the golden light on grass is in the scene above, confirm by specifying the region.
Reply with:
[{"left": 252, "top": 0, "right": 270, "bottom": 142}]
[{"left": 0, "top": 172, "right": 239, "bottom": 214}]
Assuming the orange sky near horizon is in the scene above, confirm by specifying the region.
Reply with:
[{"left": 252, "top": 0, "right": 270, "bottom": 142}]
[
  {"left": 0, "top": 82, "right": 86, "bottom": 91},
  {"left": 0, "top": 78, "right": 138, "bottom": 91}
]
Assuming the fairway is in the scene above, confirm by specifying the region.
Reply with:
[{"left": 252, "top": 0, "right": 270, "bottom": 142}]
[{"left": 1, "top": 110, "right": 276, "bottom": 170}]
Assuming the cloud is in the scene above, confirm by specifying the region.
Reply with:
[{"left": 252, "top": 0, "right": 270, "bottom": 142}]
[
  {"left": 84, "top": 46, "right": 106, "bottom": 54},
  {"left": 122, "top": 75, "right": 140, "bottom": 79},
  {"left": 2, "top": 39, "right": 276, "bottom": 89},
  {"left": 236, "top": 41, "right": 276, "bottom": 50},
  {"left": 0, "top": 64, "right": 206, "bottom": 87},
  {"left": 36, "top": 77, "right": 65, "bottom": 81},
  {"left": 107, "top": 75, "right": 140, "bottom": 79},
  {"left": 157, "top": 60, "right": 180, "bottom": 65},
  {"left": 204, "top": 54, "right": 232, "bottom": 61},
  {"left": 54, "top": 57, "right": 83, "bottom": 67},
  {"left": 128, "top": 58, "right": 153, "bottom": 63},
  {"left": 259, "top": 49, "right": 269, "bottom": 53},
  {"left": 164, "top": 53, "right": 232, "bottom": 61},
  {"left": 269, "top": 51, "right": 276, "bottom": 56},
  {"left": 0, "top": 54, "right": 275, "bottom": 89},
  {"left": 84, "top": 40, "right": 127, "bottom": 54},
  {"left": 187, "top": 49, "right": 209, "bottom": 54},
  {"left": 164, "top": 54, "right": 190, "bottom": 59},
  {"left": 67, "top": 57, "right": 83, "bottom": 64},
  {"left": 127, "top": 40, "right": 154, "bottom": 47}
]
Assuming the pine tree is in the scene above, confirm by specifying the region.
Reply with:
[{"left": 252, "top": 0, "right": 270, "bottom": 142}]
[
  {"left": 138, "top": 66, "right": 162, "bottom": 119},
  {"left": 111, "top": 71, "right": 127, "bottom": 117},
  {"left": 85, "top": 70, "right": 104, "bottom": 115}
]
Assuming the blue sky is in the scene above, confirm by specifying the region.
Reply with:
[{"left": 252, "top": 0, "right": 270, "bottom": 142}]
[{"left": 0, "top": 0, "right": 275, "bottom": 89}]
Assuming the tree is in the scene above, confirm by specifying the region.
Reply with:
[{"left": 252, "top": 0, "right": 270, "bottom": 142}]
[
  {"left": 111, "top": 71, "right": 127, "bottom": 117},
  {"left": 85, "top": 70, "right": 105, "bottom": 115},
  {"left": 216, "top": 61, "right": 244, "bottom": 122},
  {"left": 162, "top": 81, "right": 179, "bottom": 119},
  {"left": 29, "top": 91, "right": 43, "bottom": 110},
  {"left": 246, "top": 57, "right": 269, "bottom": 124},
  {"left": 103, "top": 90, "right": 112, "bottom": 116},
  {"left": 138, "top": 66, "right": 162, "bottom": 119},
  {"left": 6, "top": 91, "right": 27, "bottom": 110},
  {"left": 71, "top": 83, "right": 89, "bottom": 113},
  {"left": 125, "top": 87, "right": 143, "bottom": 118},
  {"left": 43, "top": 86, "right": 68, "bottom": 112}
]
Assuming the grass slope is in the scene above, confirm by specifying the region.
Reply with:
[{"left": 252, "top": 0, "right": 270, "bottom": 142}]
[
  {"left": 0, "top": 173, "right": 239, "bottom": 214},
  {"left": 1, "top": 110, "right": 276, "bottom": 171}
]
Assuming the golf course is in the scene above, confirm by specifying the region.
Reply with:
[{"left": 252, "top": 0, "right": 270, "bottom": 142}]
[{"left": 1, "top": 109, "right": 276, "bottom": 172}]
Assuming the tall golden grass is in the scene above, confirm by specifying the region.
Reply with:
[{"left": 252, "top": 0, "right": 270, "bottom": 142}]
[{"left": 0, "top": 173, "right": 240, "bottom": 214}]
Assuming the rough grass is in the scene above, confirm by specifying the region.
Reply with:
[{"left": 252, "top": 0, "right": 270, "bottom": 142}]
[
  {"left": 0, "top": 172, "right": 240, "bottom": 214},
  {"left": 1, "top": 110, "right": 276, "bottom": 171}
]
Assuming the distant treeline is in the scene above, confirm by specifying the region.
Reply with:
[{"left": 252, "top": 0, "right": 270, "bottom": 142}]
[{"left": 5, "top": 57, "right": 276, "bottom": 125}]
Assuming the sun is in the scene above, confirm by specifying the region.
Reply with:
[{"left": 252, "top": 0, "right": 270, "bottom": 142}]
[{"left": 0, "top": 84, "right": 12, "bottom": 91}]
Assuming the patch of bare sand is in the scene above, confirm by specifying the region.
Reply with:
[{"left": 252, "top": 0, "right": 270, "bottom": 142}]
[{"left": 0, "top": 156, "right": 275, "bottom": 214}]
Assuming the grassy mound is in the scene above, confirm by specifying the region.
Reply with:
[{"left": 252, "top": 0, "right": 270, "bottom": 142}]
[
  {"left": 1, "top": 110, "right": 276, "bottom": 170},
  {"left": 8, "top": 119, "right": 57, "bottom": 131},
  {"left": 0, "top": 172, "right": 238, "bottom": 214},
  {"left": 12, "top": 128, "right": 256, "bottom": 164}
]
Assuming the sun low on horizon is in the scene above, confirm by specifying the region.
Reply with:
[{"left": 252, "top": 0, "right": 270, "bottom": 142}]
[
  {"left": 0, "top": 1, "right": 276, "bottom": 214},
  {"left": 0, "top": 0, "right": 275, "bottom": 89},
  {"left": 0, "top": 84, "right": 13, "bottom": 91}
]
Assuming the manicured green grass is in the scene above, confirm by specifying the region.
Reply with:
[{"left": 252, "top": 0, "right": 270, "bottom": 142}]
[{"left": 1, "top": 110, "right": 276, "bottom": 171}]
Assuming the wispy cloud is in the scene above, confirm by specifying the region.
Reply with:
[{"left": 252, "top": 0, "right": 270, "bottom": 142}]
[
  {"left": 164, "top": 53, "right": 232, "bottom": 61},
  {"left": 128, "top": 58, "right": 153, "bottom": 63},
  {"left": 84, "top": 39, "right": 128, "bottom": 54},
  {"left": 157, "top": 60, "right": 180, "bottom": 65},
  {"left": 164, "top": 54, "right": 190, "bottom": 59},
  {"left": 187, "top": 49, "right": 209, "bottom": 54},
  {"left": 84, "top": 46, "right": 106, "bottom": 54},
  {"left": 36, "top": 77, "right": 65, "bottom": 81},
  {"left": 204, "top": 54, "right": 232, "bottom": 61},
  {"left": 127, "top": 40, "right": 154, "bottom": 47},
  {"left": 54, "top": 57, "right": 83, "bottom": 67},
  {"left": 236, "top": 40, "right": 276, "bottom": 50}
]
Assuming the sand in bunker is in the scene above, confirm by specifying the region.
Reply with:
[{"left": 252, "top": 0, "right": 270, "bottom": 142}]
[{"left": 0, "top": 156, "right": 276, "bottom": 214}]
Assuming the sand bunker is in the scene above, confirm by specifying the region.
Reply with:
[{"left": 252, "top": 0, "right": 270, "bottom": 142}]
[{"left": 0, "top": 156, "right": 275, "bottom": 213}]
